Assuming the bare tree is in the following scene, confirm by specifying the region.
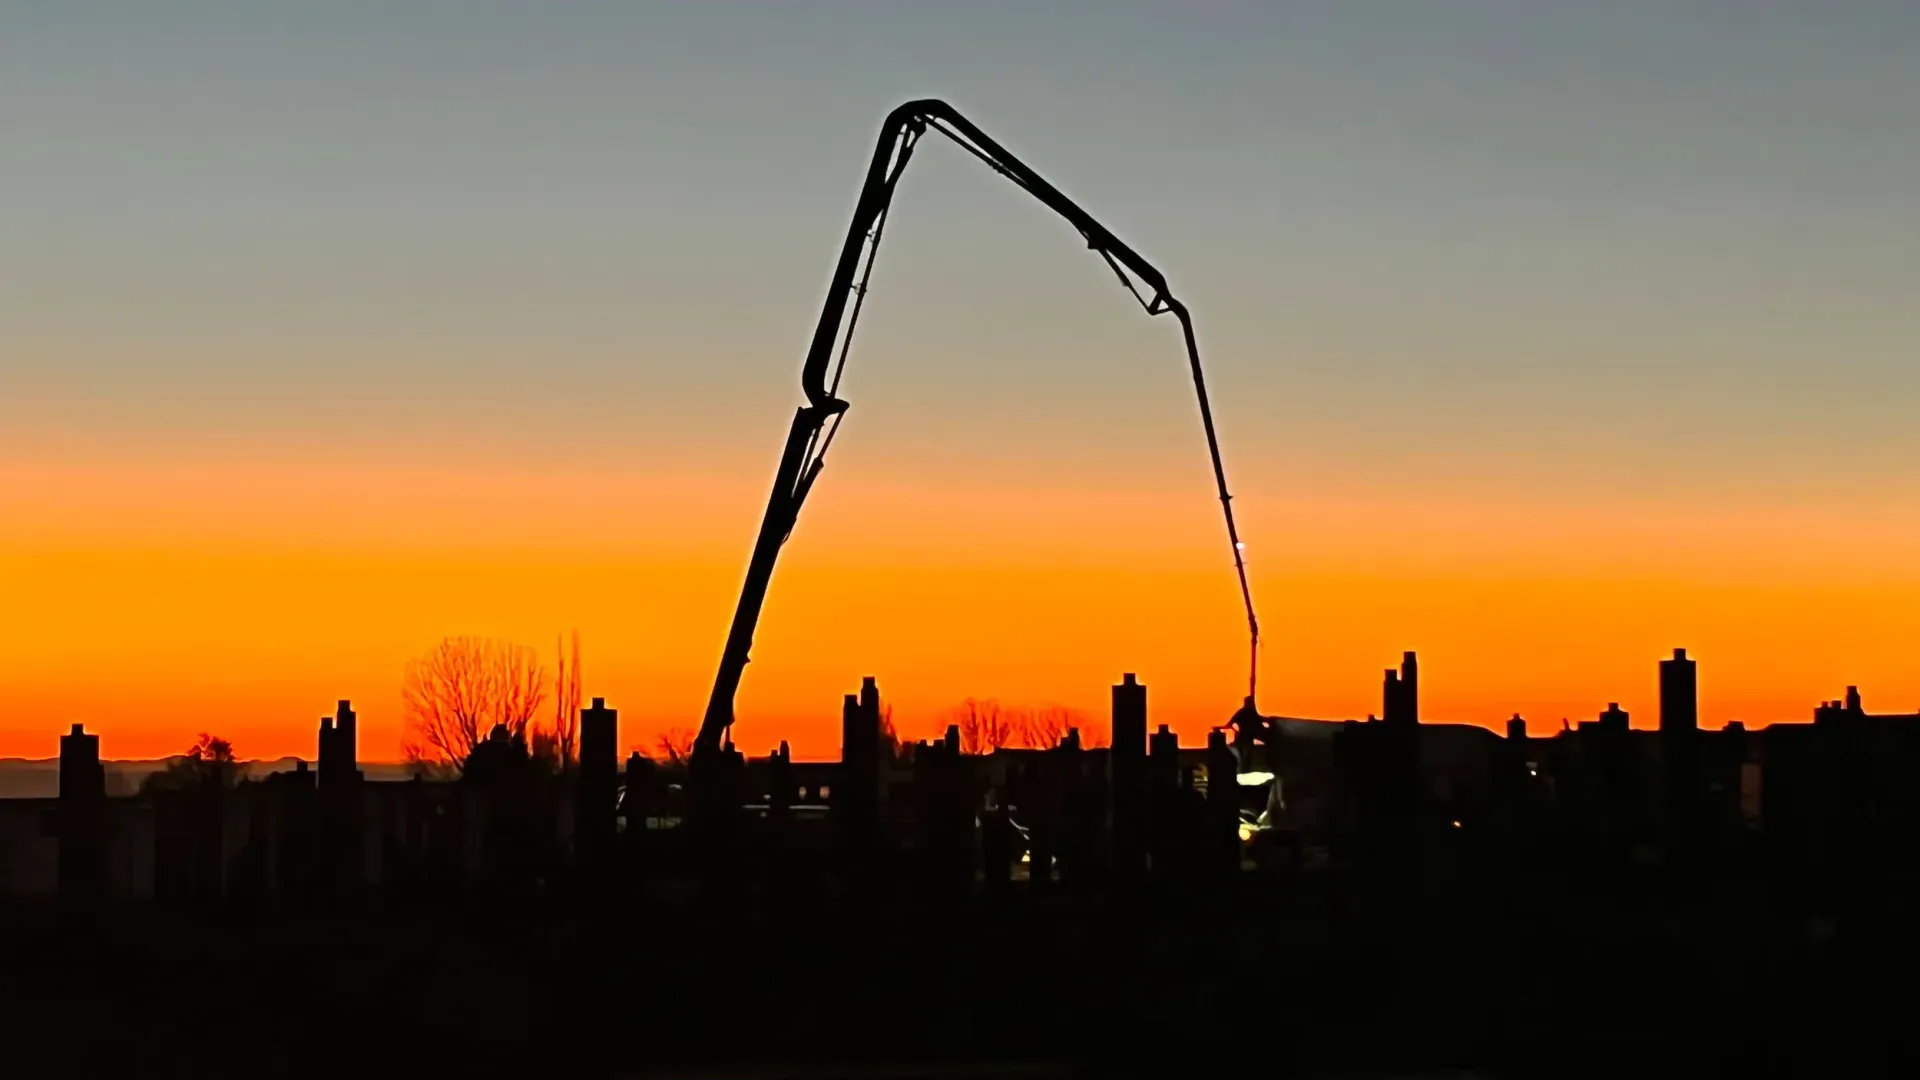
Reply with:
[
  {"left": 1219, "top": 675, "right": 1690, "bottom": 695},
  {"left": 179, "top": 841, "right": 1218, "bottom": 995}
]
[
  {"left": 1018, "top": 705, "right": 1090, "bottom": 749},
  {"left": 953, "top": 698, "right": 1015, "bottom": 755},
  {"left": 551, "top": 629, "right": 582, "bottom": 768},
  {"left": 879, "top": 703, "right": 902, "bottom": 761},
  {"left": 1081, "top": 718, "right": 1111, "bottom": 749},
  {"left": 655, "top": 727, "right": 697, "bottom": 769},
  {"left": 401, "top": 636, "right": 549, "bottom": 772}
]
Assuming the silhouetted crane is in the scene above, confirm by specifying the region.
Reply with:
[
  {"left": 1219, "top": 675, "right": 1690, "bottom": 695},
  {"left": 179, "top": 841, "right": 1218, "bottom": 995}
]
[{"left": 697, "top": 99, "right": 1259, "bottom": 757}]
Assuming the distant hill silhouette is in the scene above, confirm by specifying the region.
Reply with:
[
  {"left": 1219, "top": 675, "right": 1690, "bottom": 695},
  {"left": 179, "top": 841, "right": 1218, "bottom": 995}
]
[{"left": 0, "top": 756, "right": 422, "bottom": 799}]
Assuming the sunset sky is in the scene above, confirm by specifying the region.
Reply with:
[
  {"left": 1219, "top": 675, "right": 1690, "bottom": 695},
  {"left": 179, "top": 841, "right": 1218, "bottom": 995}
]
[{"left": 4, "top": 3, "right": 1918, "bottom": 760}]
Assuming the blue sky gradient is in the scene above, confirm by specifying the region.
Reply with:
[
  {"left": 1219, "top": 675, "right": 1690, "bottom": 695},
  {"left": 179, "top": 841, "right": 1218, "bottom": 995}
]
[{"left": 5, "top": 1, "right": 1917, "bottom": 503}]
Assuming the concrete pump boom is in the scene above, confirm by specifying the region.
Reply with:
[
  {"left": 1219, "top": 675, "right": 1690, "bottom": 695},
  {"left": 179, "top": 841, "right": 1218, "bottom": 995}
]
[{"left": 696, "top": 99, "right": 1258, "bottom": 757}]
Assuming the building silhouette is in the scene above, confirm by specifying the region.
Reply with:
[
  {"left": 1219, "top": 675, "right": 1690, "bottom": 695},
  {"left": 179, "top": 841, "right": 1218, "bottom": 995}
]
[
  {"left": 1660, "top": 649, "right": 1698, "bottom": 735},
  {"left": 3, "top": 647, "right": 1917, "bottom": 930},
  {"left": 576, "top": 697, "right": 619, "bottom": 873},
  {"left": 57, "top": 723, "right": 105, "bottom": 907},
  {"left": 1111, "top": 672, "right": 1148, "bottom": 879},
  {"left": 317, "top": 700, "right": 361, "bottom": 788},
  {"left": 1385, "top": 650, "right": 1419, "bottom": 727}
]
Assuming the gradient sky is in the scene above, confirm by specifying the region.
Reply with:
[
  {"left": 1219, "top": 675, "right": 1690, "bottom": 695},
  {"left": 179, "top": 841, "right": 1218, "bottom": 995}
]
[{"left": 4, "top": 2, "right": 1918, "bottom": 760}]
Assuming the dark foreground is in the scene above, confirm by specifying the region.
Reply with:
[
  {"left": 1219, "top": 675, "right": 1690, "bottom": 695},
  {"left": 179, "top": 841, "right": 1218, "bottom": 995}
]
[{"left": 4, "top": 867, "right": 1916, "bottom": 1078}]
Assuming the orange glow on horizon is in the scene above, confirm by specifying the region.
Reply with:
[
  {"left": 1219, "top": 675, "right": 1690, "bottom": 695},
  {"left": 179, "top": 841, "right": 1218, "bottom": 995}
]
[{"left": 4, "top": 459, "right": 1918, "bottom": 761}]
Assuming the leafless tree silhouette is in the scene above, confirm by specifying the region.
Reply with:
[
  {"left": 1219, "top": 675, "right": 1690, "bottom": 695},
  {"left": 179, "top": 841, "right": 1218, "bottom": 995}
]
[
  {"left": 879, "top": 703, "right": 902, "bottom": 760},
  {"left": 655, "top": 727, "right": 697, "bottom": 769},
  {"left": 548, "top": 629, "right": 583, "bottom": 769},
  {"left": 1018, "top": 705, "right": 1093, "bottom": 749},
  {"left": 1081, "top": 718, "right": 1111, "bottom": 749},
  {"left": 953, "top": 698, "right": 1016, "bottom": 755},
  {"left": 402, "top": 636, "right": 548, "bottom": 772}
]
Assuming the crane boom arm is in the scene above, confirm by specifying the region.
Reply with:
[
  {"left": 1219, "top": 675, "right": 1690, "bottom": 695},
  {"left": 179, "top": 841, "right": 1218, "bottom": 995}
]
[{"left": 696, "top": 99, "right": 1258, "bottom": 756}]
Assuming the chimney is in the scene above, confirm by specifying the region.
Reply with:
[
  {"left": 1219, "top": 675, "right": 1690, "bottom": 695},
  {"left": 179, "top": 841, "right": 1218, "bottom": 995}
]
[
  {"left": 1401, "top": 652, "right": 1419, "bottom": 725},
  {"left": 1659, "top": 649, "right": 1698, "bottom": 734},
  {"left": 319, "top": 701, "right": 361, "bottom": 788}
]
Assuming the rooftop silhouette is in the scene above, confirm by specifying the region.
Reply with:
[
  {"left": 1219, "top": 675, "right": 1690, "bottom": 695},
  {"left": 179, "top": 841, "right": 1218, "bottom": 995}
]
[{"left": 6, "top": 647, "right": 1920, "bottom": 1075}]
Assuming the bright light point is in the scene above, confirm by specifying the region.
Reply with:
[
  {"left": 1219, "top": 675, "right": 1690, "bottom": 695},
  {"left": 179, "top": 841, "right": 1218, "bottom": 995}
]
[
  {"left": 1235, "top": 542, "right": 1245, "bottom": 550},
  {"left": 1451, "top": 820, "right": 1463, "bottom": 828}
]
